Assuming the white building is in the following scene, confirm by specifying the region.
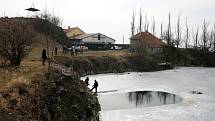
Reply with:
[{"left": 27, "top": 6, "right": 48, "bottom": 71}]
[{"left": 73, "top": 33, "right": 116, "bottom": 44}]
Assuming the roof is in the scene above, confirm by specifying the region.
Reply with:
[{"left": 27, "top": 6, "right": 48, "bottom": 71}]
[
  {"left": 73, "top": 33, "right": 116, "bottom": 42},
  {"left": 73, "top": 33, "right": 97, "bottom": 39},
  {"left": 63, "top": 27, "right": 85, "bottom": 34},
  {"left": 131, "top": 31, "right": 166, "bottom": 47}
]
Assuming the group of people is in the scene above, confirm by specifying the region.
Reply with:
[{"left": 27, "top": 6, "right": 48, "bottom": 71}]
[
  {"left": 42, "top": 46, "right": 85, "bottom": 66},
  {"left": 84, "top": 77, "right": 99, "bottom": 93},
  {"left": 62, "top": 46, "right": 83, "bottom": 56}
]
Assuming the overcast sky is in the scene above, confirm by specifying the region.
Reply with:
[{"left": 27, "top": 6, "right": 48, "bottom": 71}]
[{"left": 0, "top": 0, "right": 215, "bottom": 44}]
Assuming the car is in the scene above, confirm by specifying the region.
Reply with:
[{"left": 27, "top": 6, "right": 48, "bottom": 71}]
[{"left": 110, "top": 46, "right": 122, "bottom": 50}]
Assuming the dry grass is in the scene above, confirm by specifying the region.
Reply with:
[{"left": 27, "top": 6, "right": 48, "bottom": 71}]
[
  {"left": 61, "top": 49, "right": 130, "bottom": 59},
  {"left": 0, "top": 59, "right": 47, "bottom": 90},
  {"left": 7, "top": 77, "right": 29, "bottom": 89},
  {"left": 0, "top": 44, "right": 129, "bottom": 90}
]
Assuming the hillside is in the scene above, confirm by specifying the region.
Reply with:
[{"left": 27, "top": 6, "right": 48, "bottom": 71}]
[
  {"left": 0, "top": 17, "right": 69, "bottom": 46},
  {"left": 0, "top": 17, "right": 100, "bottom": 121}
]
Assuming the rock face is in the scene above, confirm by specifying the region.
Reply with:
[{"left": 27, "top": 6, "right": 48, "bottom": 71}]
[
  {"left": 54, "top": 55, "right": 165, "bottom": 76},
  {"left": 39, "top": 69, "right": 101, "bottom": 121},
  {"left": 0, "top": 68, "right": 100, "bottom": 121}
]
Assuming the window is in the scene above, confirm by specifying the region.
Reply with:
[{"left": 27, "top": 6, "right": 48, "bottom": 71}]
[{"left": 98, "top": 34, "right": 101, "bottom": 40}]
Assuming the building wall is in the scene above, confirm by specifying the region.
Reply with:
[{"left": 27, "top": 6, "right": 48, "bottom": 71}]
[
  {"left": 82, "top": 34, "right": 115, "bottom": 44},
  {"left": 130, "top": 39, "right": 163, "bottom": 54}
]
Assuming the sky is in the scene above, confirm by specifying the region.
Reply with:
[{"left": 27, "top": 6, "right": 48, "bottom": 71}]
[{"left": 0, "top": 0, "right": 215, "bottom": 44}]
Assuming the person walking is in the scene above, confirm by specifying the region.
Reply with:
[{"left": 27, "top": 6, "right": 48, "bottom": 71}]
[
  {"left": 54, "top": 47, "right": 58, "bottom": 55},
  {"left": 85, "top": 77, "right": 90, "bottom": 86},
  {"left": 91, "top": 80, "right": 98, "bottom": 93},
  {"left": 75, "top": 48, "right": 78, "bottom": 56},
  {"left": 42, "top": 49, "right": 47, "bottom": 66}
]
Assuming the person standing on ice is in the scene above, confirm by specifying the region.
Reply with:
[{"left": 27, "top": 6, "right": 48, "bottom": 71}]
[{"left": 91, "top": 80, "right": 98, "bottom": 93}]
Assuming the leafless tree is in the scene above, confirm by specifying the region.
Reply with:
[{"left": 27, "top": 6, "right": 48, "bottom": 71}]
[
  {"left": 0, "top": 18, "right": 34, "bottom": 66},
  {"left": 202, "top": 19, "right": 209, "bottom": 51},
  {"left": 136, "top": 28, "right": 139, "bottom": 34},
  {"left": 144, "top": 13, "right": 149, "bottom": 32},
  {"left": 37, "top": 9, "right": 62, "bottom": 27},
  {"left": 213, "top": 24, "right": 215, "bottom": 51},
  {"left": 138, "top": 8, "right": 143, "bottom": 33},
  {"left": 175, "top": 14, "right": 181, "bottom": 48},
  {"left": 160, "top": 23, "right": 163, "bottom": 39},
  {"left": 209, "top": 28, "right": 214, "bottom": 48},
  {"left": 166, "top": 13, "right": 172, "bottom": 46},
  {"left": 131, "top": 11, "right": 136, "bottom": 37},
  {"left": 185, "top": 18, "right": 190, "bottom": 48},
  {"left": 192, "top": 27, "right": 199, "bottom": 49},
  {"left": 151, "top": 17, "right": 156, "bottom": 35}
]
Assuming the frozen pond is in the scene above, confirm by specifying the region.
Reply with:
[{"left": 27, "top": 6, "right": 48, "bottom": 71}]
[
  {"left": 99, "top": 91, "right": 182, "bottom": 111},
  {"left": 82, "top": 67, "right": 215, "bottom": 121}
]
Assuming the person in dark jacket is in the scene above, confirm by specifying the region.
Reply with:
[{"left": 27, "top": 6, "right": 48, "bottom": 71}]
[
  {"left": 91, "top": 80, "right": 98, "bottom": 93},
  {"left": 85, "top": 77, "right": 90, "bottom": 86},
  {"left": 75, "top": 48, "right": 78, "bottom": 56},
  {"left": 42, "top": 49, "right": 47, "bottom": 66},
  {"left": 54, "top": 47, "right": 58, "bottom": 55}
]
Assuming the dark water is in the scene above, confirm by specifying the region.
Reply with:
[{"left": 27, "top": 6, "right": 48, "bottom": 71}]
[{"left": 98, "top": 91, "right": 182, "bottom": 111}]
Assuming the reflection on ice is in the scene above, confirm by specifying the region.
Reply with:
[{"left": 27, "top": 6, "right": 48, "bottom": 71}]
[{"left": 99, "top": 91, "right": 182, "bottom": 111}]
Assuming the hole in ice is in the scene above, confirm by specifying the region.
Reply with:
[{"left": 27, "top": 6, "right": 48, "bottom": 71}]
[
  {"left": 191, "top": 90, "right": 203, "bottom": 94},
  {"left": 98, "top": 91, "right": 183, "bottom": 111}
]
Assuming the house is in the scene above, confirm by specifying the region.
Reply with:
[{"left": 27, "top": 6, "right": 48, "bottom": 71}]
[
  {"left": 72, "top": 33, "right": 116, "bottom": 49},
  {"left": 63, "top": 26, "right": 116, "bottom": 49},
  {"left": 63, "top": 26, "right": 85, "bottom": 39},
  {"left": 73, "top": 33, "right": 115, "bottom": 44},
  {"left": 130, "top": 31, "right": 166, "bottom": 54}
]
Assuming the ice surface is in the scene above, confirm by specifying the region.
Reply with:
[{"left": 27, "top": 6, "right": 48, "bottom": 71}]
[
  {"left": 82, "top": 67, "right": 215, "bottom": 121},
  {"left": 99, "top": 91, "right": 182, "bottom": 111}
]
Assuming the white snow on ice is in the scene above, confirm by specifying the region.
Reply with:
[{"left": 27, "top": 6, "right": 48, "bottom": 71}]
[{"left": 82, "top": 67, "right": 215, "bottom": 121}]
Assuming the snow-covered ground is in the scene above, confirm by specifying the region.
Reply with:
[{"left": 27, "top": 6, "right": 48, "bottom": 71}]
[{"left": 82, "top": 67, "right": 215, "bottom": 121}]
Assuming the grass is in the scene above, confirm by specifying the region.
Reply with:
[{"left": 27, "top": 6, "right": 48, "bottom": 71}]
[
  {"left": 0, "top": 47, "right": 129, "bottom": 90},
  {"left": 0, "top": 59, "right": 47, "bottom": 89}
]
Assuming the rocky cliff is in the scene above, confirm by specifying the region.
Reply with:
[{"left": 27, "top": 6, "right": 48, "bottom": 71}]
[{"left": 0, "top": 67, "right": 100, "bottom": 121}]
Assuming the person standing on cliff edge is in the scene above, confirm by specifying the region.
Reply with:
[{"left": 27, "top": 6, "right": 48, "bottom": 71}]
[
  {"left": 85, "top": 77, "right": 90, "bottom": 86},
  {"left": 42, "top": 49, "right": 47, "bottom": 66},
  {"left": 91, "top": 80, "right": 98, "bottom": 93}
]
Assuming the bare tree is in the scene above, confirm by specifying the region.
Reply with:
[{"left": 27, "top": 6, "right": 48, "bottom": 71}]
[
  {"left": 166, "top": 13, "right": 172, "bottom": 46},
  {"left": 131, "top": 11, "right": 136, "bottom": 37},
  {"left": 214, "top": 24, "right": 215, "bottom": 51},
  {"left": 144, "top": 13, "right": 149, "bottom": 32},
  {"left": 160, "top": 23, "right": 163, "bottom": 39},
  {"left": 136, "top": 28, "right": 139, "bottom": 34},
  {"left": 192, "top": 27, "right": 199, "bottom": 49},
  {"left": 202, "top": 19, "right": 209, "bottom": 51},
  {"left": 0, "top": 18, "right": 33, "bottom": 66},
  {"left": 138, "top": 8, "right": 143, "bottom": 33},
  {"left": 175, "top": 14, "right": 181, "bottom": 48},
  {"left": 151, "top": 17, "right": 156, "bottom": 35},
  {"left": 37, "top": 9, "right": 62, "bottom": 27},
  {"left": 209, "top": 28, "right": 214, "bottom": 48},
  {"left": 185, "top": 18, "right": 190, "bottom": 48}
]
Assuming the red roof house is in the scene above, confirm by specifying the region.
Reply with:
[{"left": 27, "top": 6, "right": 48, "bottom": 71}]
[{"left": 130, "top": 32, "right": 166, "bottom": 54}]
